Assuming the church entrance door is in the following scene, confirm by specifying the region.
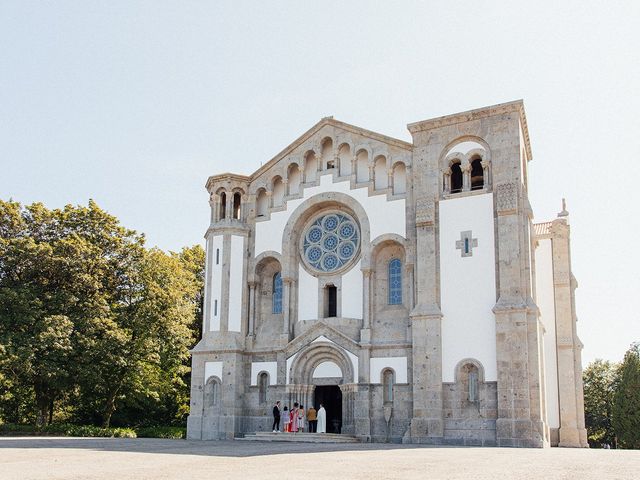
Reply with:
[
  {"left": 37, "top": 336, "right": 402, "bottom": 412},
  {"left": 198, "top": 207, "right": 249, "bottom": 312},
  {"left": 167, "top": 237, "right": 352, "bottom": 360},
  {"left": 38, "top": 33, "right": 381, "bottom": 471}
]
[{"left": 314, "top": 385, "right": 342, "bottom": 433}]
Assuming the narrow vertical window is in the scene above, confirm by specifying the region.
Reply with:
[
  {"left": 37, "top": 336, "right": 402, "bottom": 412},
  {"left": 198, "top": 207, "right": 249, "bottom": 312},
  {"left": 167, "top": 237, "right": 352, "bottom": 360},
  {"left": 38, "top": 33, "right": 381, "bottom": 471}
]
[
  {"left": 469, "top": 370, "right": 479, "bottom": 402},
  {"left": 325, "top": 285, "right": 337, "bottom": 318},
  {"left": 450, "top": 162, "right": 463, "bottom": 193},
  {"left": 258, "top": 372, "right": 268, "bottom": 405},
  {"left": 470, "top": 158, "right": 484, "bottom": 190},
  {"left": 464, "top": 238, "right": 469, "bottom": 254},
  {"left": 272, "top": 272, "right": 283, "bottom": 314},
  {"left": 205, "top": 378, "right": 219, "bottom": 408},
  {"left": 233, "top": 192, "right": 242, "bottom": 219},
  {"left": 383, "top": 369, "right": 394, "bottom": 403},
  {"left": 214, "top": 299, "right": 218, "bottom": 316},
  {"left": 220, "top": 192, "right": 227, "bottom": 219},
  {"left": 216, "top": 248, "right": 220, "bottom": 265},
  {"left": 388, "top": 259, "right": 402, "bottom": 305}
]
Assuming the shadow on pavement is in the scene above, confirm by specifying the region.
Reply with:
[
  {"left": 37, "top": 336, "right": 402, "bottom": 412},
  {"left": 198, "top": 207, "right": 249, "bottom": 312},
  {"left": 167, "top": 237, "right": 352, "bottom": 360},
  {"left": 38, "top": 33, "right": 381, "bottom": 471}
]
[{"left": 0, "top": 437, "right": 454, "bottom": 458}]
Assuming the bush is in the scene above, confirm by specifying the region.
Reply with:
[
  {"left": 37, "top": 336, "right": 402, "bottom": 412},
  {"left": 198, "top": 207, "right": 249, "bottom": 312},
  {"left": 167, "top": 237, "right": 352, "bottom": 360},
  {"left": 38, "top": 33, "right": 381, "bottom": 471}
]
[
  {"left": 0, "top": 423, "right": 136, "bottom": 438},
  {"left": 135, "top": 426, "right": 186, "bottom": 439},
  {"left": 0, "top": 423, "right": 38, "bottom": 435}
]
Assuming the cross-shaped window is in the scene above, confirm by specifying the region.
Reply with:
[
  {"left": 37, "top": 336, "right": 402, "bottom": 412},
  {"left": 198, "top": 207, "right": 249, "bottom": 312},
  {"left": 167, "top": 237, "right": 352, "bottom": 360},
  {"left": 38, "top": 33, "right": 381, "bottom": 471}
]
[{"left": 455, "top": 230, "right": 478, "bottom": 257}]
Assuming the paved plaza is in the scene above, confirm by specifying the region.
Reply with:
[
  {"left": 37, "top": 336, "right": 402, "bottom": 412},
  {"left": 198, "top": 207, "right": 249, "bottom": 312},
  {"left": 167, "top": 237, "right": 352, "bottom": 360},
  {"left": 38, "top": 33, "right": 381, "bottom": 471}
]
[{"left": 0, "top": 437, "right": 638, "bottom": 480}]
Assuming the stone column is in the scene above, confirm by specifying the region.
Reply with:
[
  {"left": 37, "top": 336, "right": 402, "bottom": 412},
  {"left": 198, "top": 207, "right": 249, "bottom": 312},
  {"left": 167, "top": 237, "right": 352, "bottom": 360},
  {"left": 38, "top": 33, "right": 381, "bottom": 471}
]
[
  {"left": 461, "top": 164, "right": 471, "bottom": 191},
  {"left": 283, "top": 277, "right": 292, "bottom": 338},
  {"left": 410, "top": 198, "right": 444, "bottom": 442},
  {"left": 351, "top": 155, "right": 357, "bottom": 184},
  {"left": 225, "top": 193, "right": 233, "bottom": 219},
  {"left": 387, "top": 169, "right": 393, "bottom": 191},
  {"left": 481, "top": 160, "right": 490, "bottom": 189},
  {"left": 209, "top": 198, "right": 216, "bottom": 224},
  {"left": 334, "top": 153, "right": 340, "bottom": 172},
  {"left": 362, "top": 269, "right": 372, "bottom": 330},
  {"left": 443, "top": 168, "right": 451, "bottom": 194},
  {"left": 248, "top": 281, "right": 257, "bottom": 336}
]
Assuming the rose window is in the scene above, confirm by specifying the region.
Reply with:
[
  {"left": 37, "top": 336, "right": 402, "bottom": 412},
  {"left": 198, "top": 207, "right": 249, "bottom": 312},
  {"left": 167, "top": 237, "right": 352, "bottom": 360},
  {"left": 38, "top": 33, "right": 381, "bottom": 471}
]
[{"left": 301, "top": 212, "right": 360, "bottom": 273}]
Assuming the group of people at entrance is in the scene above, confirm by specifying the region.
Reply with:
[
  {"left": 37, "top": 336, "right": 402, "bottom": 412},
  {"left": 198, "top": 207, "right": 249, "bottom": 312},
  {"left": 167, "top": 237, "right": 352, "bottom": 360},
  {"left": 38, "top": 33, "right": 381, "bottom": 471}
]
[{"left": 272, "top": 401, "right": 326, "bottom": 433}]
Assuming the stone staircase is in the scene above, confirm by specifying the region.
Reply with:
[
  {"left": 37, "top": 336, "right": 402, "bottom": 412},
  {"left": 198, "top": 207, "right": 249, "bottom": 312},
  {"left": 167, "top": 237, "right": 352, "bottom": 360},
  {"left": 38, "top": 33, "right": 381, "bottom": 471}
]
[{"left": 238, "top": 432, "right": 360, "bottom": 443}]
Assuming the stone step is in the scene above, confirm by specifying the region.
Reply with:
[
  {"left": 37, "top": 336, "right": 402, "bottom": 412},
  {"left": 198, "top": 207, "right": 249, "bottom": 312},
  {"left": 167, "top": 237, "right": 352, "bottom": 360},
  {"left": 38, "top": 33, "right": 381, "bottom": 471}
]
[{"left": 238, "top": 432, "right": 361, "bottom": 443}]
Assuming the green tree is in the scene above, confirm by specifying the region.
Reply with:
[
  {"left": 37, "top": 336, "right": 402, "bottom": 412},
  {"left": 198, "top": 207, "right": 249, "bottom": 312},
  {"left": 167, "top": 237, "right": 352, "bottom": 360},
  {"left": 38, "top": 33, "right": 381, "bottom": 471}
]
[
  {"left": 612, "top": 343, "right": 640, "bottom": 449},
  {"left": 583, "top": 359, "right": 618, "bottom": 447},
  {"left": 0, "top": 199, "right": 204, "bottom": 428}
]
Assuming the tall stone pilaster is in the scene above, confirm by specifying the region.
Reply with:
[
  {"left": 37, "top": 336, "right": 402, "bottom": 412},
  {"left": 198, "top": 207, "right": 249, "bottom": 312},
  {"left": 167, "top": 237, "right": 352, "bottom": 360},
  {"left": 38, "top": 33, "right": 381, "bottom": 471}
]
[
  {"left": 549, "top": 216, "right": 588, "bottom": 447},
  {"left": 410, "top": 197, "right": 444, "bottom": 442}
]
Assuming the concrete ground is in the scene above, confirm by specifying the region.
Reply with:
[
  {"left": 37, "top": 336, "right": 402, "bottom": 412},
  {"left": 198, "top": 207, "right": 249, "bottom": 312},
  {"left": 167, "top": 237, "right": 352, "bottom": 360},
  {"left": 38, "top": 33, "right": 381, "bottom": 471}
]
[{"left": 0, "top": 437, "right": 638, "bottom": 480}]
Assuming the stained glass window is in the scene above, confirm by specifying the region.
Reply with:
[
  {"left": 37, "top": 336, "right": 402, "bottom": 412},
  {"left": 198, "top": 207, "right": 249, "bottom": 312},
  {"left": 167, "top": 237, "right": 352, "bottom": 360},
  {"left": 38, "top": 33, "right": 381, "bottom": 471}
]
[
  {"left": 388, "top": 258, "right": 402, "bottom": 305},
  {"left": 272, "top": 272, "right": 283, "bottom": 314},
  {"left": 301, "top": 212, "right": 360, "bottom": 273}
]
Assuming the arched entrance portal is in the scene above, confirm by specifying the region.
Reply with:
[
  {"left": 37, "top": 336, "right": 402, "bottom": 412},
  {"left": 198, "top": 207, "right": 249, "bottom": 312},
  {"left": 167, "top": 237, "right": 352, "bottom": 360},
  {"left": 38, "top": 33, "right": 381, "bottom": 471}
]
[{"left": 288, "top": 342, "right": 357, "bottom": 434}]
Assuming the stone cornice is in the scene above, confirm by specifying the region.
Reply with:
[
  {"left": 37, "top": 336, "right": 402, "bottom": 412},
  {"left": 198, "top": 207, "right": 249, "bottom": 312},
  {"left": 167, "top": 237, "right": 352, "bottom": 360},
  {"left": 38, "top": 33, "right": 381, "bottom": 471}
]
[
  {"left": 205, "top": 172, "right": 251, "bottom": 191},
  {"left": 407, "top": 99, "right": 533, "bottom": 161},
  {"left": 251, "top": 117, "right": 413, "bottom": 180}
]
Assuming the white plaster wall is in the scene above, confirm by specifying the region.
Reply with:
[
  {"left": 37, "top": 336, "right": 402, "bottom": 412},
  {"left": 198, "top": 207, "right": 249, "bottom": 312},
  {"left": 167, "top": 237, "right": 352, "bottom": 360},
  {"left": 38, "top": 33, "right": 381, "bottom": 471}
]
[
  {"left": 209, "top": 235, "right": 223, "bottom": 331},
  {"left": 537, "top": 238, "right": 559, "bottom": 429},
  {"left": 203, "top": 236, "right": 211, "bottom": 332},
  {"left": 440, "top": 193, "right": 497, "bottom": 382},
  {"left": 313, "top": 361, "right": 342, "bottom": 378},
  {"left": 341, "top": 260, "right": 363, "bottom": 319},
  {"left": 286, "top": 353, "right": 297, "bottom": 384},
  {"left": 255, "top": 173, "right": 406, "bottom": 257},
  {"left": 370, "top": 357, "right": 408, "bottom": 384},
  {"left": 298, "top": 265, "right": 318, "bottom": 321},
  {"left": 204, "top": 361, "right": 223, "bottom": 384},
  {"left": 251, "top": 361, "right": 278, "bottom": 386},
  {"left": 228, "top": 235, "right": 244, "bottom": 332},
  {"left": 346, "top": 349, "right": 359, "bottom": 383}
]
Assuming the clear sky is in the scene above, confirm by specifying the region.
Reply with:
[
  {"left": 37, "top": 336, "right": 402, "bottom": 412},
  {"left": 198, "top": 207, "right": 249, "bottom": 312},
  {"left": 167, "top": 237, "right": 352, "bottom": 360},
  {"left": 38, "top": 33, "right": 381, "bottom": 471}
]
[{"left": 1, "top": 1, "right": 638, "bottom": 365}]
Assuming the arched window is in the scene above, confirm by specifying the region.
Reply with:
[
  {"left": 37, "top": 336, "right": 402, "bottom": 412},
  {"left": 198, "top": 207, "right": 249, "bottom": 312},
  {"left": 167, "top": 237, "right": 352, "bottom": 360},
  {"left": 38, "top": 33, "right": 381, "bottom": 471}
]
[
  {"left": 256, "top": 189, "right": 268, "bottom": 217},
  {"left": 470, "top": 158, "right": 484, "bottom": 190},
  {"left": 204, "top": 377, "right": 220, "bottom": 408},
  {"left": 258, "top": 372, "right": 268, "bottom": 405},
  {"left": 272, "top": 272, "right": 283, "bottom": 314},
  {"left": 220, "top": 192, "right": 227, "bottom": 219},
  {"left": 383, "top": 369, "right": 394, "bottom": 403},
  {"left": 459, "top": 362, "right": 481, "bottom": 403},
  {"left": 392, "top": 162, "right": 407, "bottom": 195},
  {"left": 469, "top": 370, "right": 479, "bottom": 402},
  {"left": 272, "top": 177, "right": 285, "bottom": 207},
  {"left": 388, "top": 259, "right": 402, "bottom": 305},
  {"left": 451, "top": 162, "right": 463, "bottom": 193},
  {"left": 233, "top": 192, "right": 242, "bottom": 219}
]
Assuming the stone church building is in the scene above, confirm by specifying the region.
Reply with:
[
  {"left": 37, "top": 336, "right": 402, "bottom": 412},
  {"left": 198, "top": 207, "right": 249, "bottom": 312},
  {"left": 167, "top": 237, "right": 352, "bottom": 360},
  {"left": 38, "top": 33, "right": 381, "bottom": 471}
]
[{"left": 186, "top": 100, "right": 587, "bottom": 447}]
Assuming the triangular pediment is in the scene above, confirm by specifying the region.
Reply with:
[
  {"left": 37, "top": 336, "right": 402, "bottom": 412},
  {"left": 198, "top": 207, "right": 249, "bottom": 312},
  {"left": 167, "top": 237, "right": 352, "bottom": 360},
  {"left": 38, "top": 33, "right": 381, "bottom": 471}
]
[
  {"left": 284, "top": 321, "right": 361, "bottom": 358},
  {"left": 251, "top": 117, "right": 413, "bottom": 181}
]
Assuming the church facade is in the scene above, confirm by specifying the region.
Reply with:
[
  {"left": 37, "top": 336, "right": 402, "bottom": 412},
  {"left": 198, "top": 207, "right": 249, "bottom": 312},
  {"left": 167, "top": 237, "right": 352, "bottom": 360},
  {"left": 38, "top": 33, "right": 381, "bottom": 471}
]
[{"left": 186, "top": 100, "right": 588, "bottom": 447}]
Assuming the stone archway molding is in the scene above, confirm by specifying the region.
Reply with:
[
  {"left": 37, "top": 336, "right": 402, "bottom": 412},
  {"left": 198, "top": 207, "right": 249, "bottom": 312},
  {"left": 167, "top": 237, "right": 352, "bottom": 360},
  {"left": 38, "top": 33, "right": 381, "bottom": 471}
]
[{"left": 289, "top": 341, "right": 355, "bottom": 385}]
